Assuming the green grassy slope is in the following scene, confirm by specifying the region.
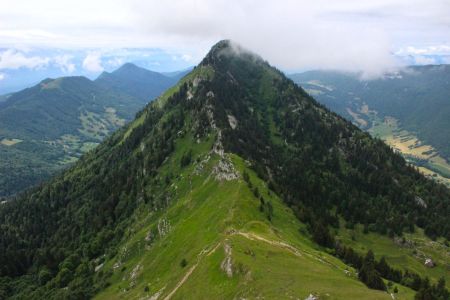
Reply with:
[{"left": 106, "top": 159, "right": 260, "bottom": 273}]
[
  {"left": 95, "top": 136, "right": 413, "bottom": 300},
  {"left": 337, "top": 223, "right": 450, "bottom": 285}
]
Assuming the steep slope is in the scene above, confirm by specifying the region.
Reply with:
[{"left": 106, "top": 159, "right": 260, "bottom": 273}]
[
  {"left": 95, "top": 63, "right": 177, "bottom": 102},
  {"left": 162, "top": 67, "right": 194, "bottom": 81},
  {"left": 289, "top": 67, "right": 450, "bottom": 185},
  {"left": 0, "top": 41, "right": 449, "bottom": 299},
  {"left": 0, "top": 65, "right": 182, "bottom": 197},
  {"left": 0, "top": 76, "right": 141, "bottom": 196},
  {"left": 96, "top": 149, "right": 414, "bottom": 300}
]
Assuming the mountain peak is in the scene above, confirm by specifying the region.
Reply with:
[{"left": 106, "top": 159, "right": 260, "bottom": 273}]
[
  {"left": 201, "top": 40, "right": 262, "bottom": 67},
  {"left": 95, "top": 62, "right": 177, "bottom": 102},
  {"left": 210, "top": 39, "right": 233, "bottom": 51},
  {"left": 116, "top": 62, "right": 141, "bottom": 72},
  {"left": 112, "top": 62, "right": 156, "bottom": 76},
  {"left": 39, "top": 76, "right": 92, "bottom": 90}
]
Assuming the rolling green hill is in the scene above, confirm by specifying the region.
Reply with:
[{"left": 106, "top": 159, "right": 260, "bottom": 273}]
[
  {"left": 0, "top": 41, "right": 448, "bottom": 299},
  {"left": 0, "top": 65, "right": 179, "bottom": 197},
  {"left": 289, "top": 67, "right": 450, "bottom": 187}
]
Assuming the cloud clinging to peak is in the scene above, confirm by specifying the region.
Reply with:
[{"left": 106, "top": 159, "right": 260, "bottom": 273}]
[
  {"left": 128, "top": 0, "right": 450, "bottom": 76},
  {"left": 0, "top": 0, "right": 449, "bottom": 75}
]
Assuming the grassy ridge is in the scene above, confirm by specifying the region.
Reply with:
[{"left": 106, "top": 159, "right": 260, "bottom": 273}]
[
  {"left": 95, "top": 134, "right": 414, "bottom": 299},
  {"left": 2, "top": 41, "right": 448, "bottom": 299}
]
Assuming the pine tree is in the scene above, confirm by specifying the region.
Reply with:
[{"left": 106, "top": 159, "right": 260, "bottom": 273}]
[{"left": 359, "top": 250, "right": 386, "bottom": 291}]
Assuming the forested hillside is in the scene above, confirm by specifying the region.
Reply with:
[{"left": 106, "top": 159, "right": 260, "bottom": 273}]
[
  {"left": 0, "top": 65, "right": 179, "bottom": 197},
  {"left": 0, "top": 41, "right": 448, "bottom": 299},
  {"left": 289, "top": 67, "right": 450, "bottom": 173}
]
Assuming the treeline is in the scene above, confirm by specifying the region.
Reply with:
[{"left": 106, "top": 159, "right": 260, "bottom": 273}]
[
  {"left": 243, "top": 158, "right": 449, "bottom": 299},
  {"left": 292, "top": 186, "right": 450, "bottom": 298},
  {"left": 335, "top": 243, "right": 449, "bottom": 299}
]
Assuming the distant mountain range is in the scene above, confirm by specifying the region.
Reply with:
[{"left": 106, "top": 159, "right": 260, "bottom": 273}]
[
  {"left": 289, "top": 65, "right": 450, "bottom": 186},
  {"left": 95, "top": 63, "right": 188, "bottom": 101},
  {"left": 0, "top": 64, "right": 184, "bottom": 196}
]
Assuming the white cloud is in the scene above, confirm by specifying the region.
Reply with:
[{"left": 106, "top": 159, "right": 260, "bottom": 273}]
[
  {"left": 106, "top": 57, "right": 124, "bottom": 67},
  {"left": 54, "top": 54, "right": 75, "bottom": 73},
  {"left": 0, "top": 49, "right": 49, "bottom": 70},
  {"left": 82, "top": 52, "right": 103, "bottom": 72},
  {"left": 0, "top": 29, "right": 61, "bottom": 42},
  {"left": 170, "top": 54, "right": 194, "bottom": 62},
  {"left": 0, "top": 0, "right": 449, "bottom": 75},
  {"left": 181, "top": 54, "right": 192, "bottom": 62},
  {"left": 396, "top": 45, "right": 450, "bottom": 56},
  {"left": 414, "top": 56, "right": 437, "bottom": 65},
  {"left": 128, "top": 0, "right": 408, "bottom": 76},
  {"left": 0, "top": 73, "right": 5, "bottom": 80}
]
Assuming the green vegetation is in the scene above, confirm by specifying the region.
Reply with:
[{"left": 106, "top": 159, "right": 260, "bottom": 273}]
[
  {"left": 337, "top": 223, "right": 450, "bottom": 285},
  {"left": 0, "top": 40, "right": 448, "bottom": 299},
  {"left": 366, "top": 114, "right": 450, "bottom": 187},
  {"left": 0, "top": 64, "right": 180, "bottom": 197},
  {"left": 290, "top": 67, "right": 450, "bottom": 185}
]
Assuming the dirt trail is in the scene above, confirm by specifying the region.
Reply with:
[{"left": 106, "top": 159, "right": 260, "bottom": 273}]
[
  {"left": 163, "top": 228, "right": 349, "bottom": 300},
  {"left": 233, "top": 230, "right": 345, "bottom": 272},
  {"left": 162, "top": 242, "right": 220, "bottom": 300},
  {"left": 162, "top": 264, "right": 197, "bottom": 300},
  {"left": 235, "top": 231, "right": 302, "bottom": 257}
]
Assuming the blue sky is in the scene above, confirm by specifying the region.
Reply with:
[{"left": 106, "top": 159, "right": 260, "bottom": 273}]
[{"left": 1, "top": 0, "right": 449, "bottom": 93}]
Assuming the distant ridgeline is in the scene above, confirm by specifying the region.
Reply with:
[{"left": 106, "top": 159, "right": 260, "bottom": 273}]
[
  {"left": 289, "top": 67, "right": 450, "bottom": 186},
  {"left": 0, "top": 64, "right": 185, "bottom": 197},
  {"left": 0, "top": 41, "right": 448, "bottom": 299}
]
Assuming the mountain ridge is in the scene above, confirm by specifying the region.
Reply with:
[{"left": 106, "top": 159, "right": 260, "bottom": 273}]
[
  {"left": 0, "top": 64, "right": 182, "bottom": 196},
  {"left": 0, "top": 41, "right": 448, "bottom": 299},
  {"left": 95, "top": 62, "right": 177, "bottom": 102}
]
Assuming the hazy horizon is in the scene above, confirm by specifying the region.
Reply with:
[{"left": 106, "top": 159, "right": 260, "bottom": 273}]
[{"left": 1, "top": 0, "right": 450, "bottom": 92}]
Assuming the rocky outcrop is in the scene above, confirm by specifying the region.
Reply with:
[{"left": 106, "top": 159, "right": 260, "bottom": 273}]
[
  {"left": 227, "top": 114, "right": 237, "bottom": 129},
  {"left": 145, "top": 230, "right": 154, "bottom": 242},
  {"left": 305, "top": 293, "right": 319, "bottom": 300},
  {"left": 424, "top": 258, "right": 435, "bottom": 268},
  {"left": 221, "top": 242, "right": 233, "bottom": 277},
  {"left": 94, "top": 263, "right": 104, "bottom": 272},
  {"left": 212, "top": 158, "right": 239, "bottom": 181},
  {"left": 415, "top": 196, "right": 427, "bottom": 208},
  {"left": 158, "top": 218, "right": 171, "bottom": 237},
  {"left": 130, "top": 263, "right": 142, "bottom": 287}
]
